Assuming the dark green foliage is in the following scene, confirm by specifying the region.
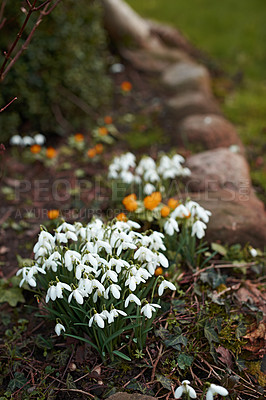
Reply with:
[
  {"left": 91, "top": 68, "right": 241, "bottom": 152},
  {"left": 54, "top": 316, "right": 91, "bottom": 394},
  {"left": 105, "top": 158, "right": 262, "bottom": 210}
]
[{"left": 0, "top": 0, "right": 112, "bottom": 140}]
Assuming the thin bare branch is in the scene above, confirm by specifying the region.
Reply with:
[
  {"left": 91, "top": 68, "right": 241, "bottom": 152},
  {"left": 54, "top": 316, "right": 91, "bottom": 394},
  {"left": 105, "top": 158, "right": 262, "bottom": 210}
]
[
  {"left": 0, "top": 0, "right": 62, "bottom": 82},
  {"left": 0, "top": 0, "right": 7, "bottom": 29},
  {"left": 0, "top": 96, "right": 17, "bottom": 112}
]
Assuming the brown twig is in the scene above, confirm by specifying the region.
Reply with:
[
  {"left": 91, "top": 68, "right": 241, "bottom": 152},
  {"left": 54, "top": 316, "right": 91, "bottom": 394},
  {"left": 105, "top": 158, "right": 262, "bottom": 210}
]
[
  {"left": 0, "top": 96, "right": 17, "bottom": 112},
  {"left": 54, "top": 388, "right": 95, "bottom": 398}
]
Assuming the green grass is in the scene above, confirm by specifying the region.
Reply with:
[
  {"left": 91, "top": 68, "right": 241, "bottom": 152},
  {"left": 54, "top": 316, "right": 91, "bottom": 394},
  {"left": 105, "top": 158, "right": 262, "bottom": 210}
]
[{"left": 127, "top": 0, "right": 266, "bottom": 198}]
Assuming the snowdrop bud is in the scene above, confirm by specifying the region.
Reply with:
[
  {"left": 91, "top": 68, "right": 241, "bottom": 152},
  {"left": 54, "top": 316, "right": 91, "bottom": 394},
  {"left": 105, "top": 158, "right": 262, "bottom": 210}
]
[
  {"left": 249, "top": 247, "right": 257, "bottom": 257},
  {"left": 55, "top": 323, "right": 65, "bottom": 336}
]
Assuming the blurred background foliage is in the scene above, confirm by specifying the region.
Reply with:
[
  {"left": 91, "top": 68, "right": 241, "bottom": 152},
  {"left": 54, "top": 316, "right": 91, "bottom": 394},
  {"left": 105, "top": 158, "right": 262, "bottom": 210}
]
[
  {"left": 0, "top": 0, "right": 112, "bottom": 141},
  {"left": 127, "top": 0, "right": 266, "bottom": 200}
]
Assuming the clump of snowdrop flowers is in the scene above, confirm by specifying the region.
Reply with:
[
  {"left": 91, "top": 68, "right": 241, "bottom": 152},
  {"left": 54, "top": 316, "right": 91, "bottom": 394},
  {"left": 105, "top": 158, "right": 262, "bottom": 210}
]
[
  {"left": 17, "top": 218, "right": 175, "bottom": 361},
  {"left": 9, "top": 133, "right": 46, "bottom": 147},
  {"left": 108, "top": 152, "right": 190, "bottom": 196}
]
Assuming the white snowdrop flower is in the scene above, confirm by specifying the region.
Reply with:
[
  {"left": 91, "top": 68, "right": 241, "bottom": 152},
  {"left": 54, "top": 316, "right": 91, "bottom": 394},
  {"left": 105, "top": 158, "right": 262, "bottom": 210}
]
[
  {"left": 174, "top": 380, "right": 197, "bottom": 399},
  {"left": 109, "top": 63, "right": 125, "bottom": 74},
  {"left": 10, "top": 135, "right": 23, "bottom": 146},
  {"left": 172, "top": 154, "right": 185, "bottom": 164},
  {"left": 16, "top": 267, "right": 37, "bottom": 287},
  {"left": 206, "top": 384, "right": 228, "bottom": 400},
  {"left": 75, "top": 264, "right": 96, "bottom": 280},
  {"left": 164, "top": 218, "right": 179, "bottom": 236},
  {"left": 104, "top": 284, "right": 121, "bottom": 300},
  {"left": 125, "top": 293, "right": 141, "bottom": 307},
  {"left": 171, "top": 204, "right": 190, "bottom": 219},
  {"left": 120, "top": 170, "right": 135, "bottom": 184},
  {"left": 229, "top": 144, "right": 240, "bottom": 153},
  {"left": 126, "top": 219, "right": 141, "bottom": 229},
  {"left": 108, "top": 308, "right": 127, "bottom": 323},
  {"left": 148, "top": 231, "right": 166, "bottom": 251},
  {"left": 89, "top": 313, "right": 105, "bottom": 328},
  {"left": 108, "top": 258, "right": 130, "bottom": 274},
  {"left": 191, "top": 220, "right": 207, "bottom": 239},
  {"left": 34, "top": 133, "right": 46, "bottom": 145},
  {"left": 181, "top": 167, "right": 191, "bottom": 176},
  {"left": 82, "top": 252, "right": 99, "bottom": 269},
  {"left": 55, "top": 323, "right": 65, "bottom": 336},
  {"left": 117, "top": 238, "right": 137, "bottom": 256},
  {"left": 91, "top": 279, "right": 105, "bottom": 294},
  {"left": 136, "top": 267, "right": 151, "bottom": 280},
  {"left": 46, "top": 281, "right": 71, "bottom": 302},
  {"left": 144, "top": 183, "right": 156, "bottom": 195},
  {"left": 57, "top": 222, "right": 76, "bottom": 233},
  {"left": 44, "top": 251, "right": 61, "bottom": 272},
  {"left": 22, "top": 136, "right": 34, "bottom": 146},
  {"left": 74, "top": 222, "right": 87, "bottom": 239},
  {"left": 78, "top": 278, "right": 93, "bottom": 296},
  {"left": 249, "top": 247, "right": 258, "bottom": 257},
  {"left": 101, "top": 269, "right": 118, "bottom": 283},
  {"left": 33, "top": 231, "right": 55, "bottom": 254},
  {"left": 125, "top": 273, "right": 145, "bottom": 292},
  {"left": 186, "top": 201, "right": 211, "bottom": 223},
  {"left": 134, "top": 247, "right": 155, "bottom": 263},
  {"left": 95, "top": 240, "right": 112, "bottom": 254},
  {"left": 55, "top": 232, "right": 68, "bottom": 243},
  {"left": 65, "top": 231, "right": 78, "bottom": 241},
  {"left": 136, "top": 156, "right": 156, "bottom": 175},
  {"left": 141, "top": 303, "right": 161, "bottom": 319},
  {"left": 134, "top": 175, "right": 142, "bottom": 184},
  {"left": 68, "top": 288, "right": 84, "bottom": 304},
  {"left": 158, "top": 279, "right": 176, "bottom": 296},
  {"left": 157, "top": 252, "right": 169, "bottom": 268},
  {"left": 144, "top": 169, "right": 160, "bottom": 182},
  {"left": 64, "top": 250, "right": 81, "bottom": 271}
]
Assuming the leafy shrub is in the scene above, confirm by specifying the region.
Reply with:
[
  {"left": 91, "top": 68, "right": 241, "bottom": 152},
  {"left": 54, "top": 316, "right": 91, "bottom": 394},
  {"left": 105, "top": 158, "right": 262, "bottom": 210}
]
[{"left": 0, "top": 0, "right": 112, "bottom": 141}]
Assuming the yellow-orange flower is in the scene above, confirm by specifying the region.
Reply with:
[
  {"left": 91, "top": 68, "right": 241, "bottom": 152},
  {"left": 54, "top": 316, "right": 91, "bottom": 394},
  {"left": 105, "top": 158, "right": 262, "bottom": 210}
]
[
  {"left": 95, "top": 143, "right": 103, "bottom": 154},
  {"left": 87, "top": 148, "right": 97, "bottom": 158},
  {"left": 168, "top": 198, "right": 179, "bottom": 209},
  {"left": 161, "top": 205, "right": 170, "bottom": 218},
  {"left": 98, "top": 127, "right": 108, "bottom": 136},
  {"left": 116, "top": 212, "right": 127, "bottom": 222},
  {"left": 47, "top": 209, "right": 60, "bottom": 220},
  {"left": 144, "top": 191, "right": 162, "bottom": 210},
  {"left": 74, "top": 133, "right": 84, "bottom": 142},
  {"left": 30, "top": 144, "right": 41, "bottom": 154},
  {"left": 104, "top": 115, "right": 113, "bottom": 125},
  {"left": 121, "top": 81, "right": 132, "bottom": 92},
  {"left": 122, "top": 194, "right": 138, "bottom": 212},
  {"left": 155, "top": 267, "right": 163, "bottom": 276},
  {"left": 46, "top": 147, "right": 57, "bottom": 159}
]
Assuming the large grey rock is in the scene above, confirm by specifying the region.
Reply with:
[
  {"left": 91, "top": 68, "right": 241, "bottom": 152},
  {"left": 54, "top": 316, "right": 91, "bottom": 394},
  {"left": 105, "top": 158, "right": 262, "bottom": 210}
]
[
  {"left": 184, "top": 190, "right": 266, "bottom": 249},
  {"left": 185, "top": 148, "right": 251, "bottom": 192},
  {"left": 165, "top": 91, "right": 221, "bottom": 121},
  {"left": 121, "top": 48, "right": 189, "bottom": 73},
  {"left": 107, "top": 393, "right": 157, "bottom": 400},
  {"left": 177, "top": 114, "right": 244, "bottom": 152},
  {"left": 161, "top": 61, "right": 211, "bottom": 95}
]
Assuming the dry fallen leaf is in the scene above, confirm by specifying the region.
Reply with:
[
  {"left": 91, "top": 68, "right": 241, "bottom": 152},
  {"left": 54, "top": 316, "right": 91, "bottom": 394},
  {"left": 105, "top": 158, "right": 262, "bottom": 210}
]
[
  {"left": 0, "top": 246, "right": 9, "bottom": 255},
  {"left": 216, "top": 345, "right": 233, "bottom": 369},
  {"left": 243, "top": 322, "right": 266, "bottom": 342}
]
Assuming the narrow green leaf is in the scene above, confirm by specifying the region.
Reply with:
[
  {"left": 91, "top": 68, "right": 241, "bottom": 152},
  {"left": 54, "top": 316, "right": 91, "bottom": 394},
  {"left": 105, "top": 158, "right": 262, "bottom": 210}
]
[
  {"left": 65, "top": 334, "right": 99, "bottom": 352},
  {"left": 112, "top": 350, "right": 131, "bottom": 361}
]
